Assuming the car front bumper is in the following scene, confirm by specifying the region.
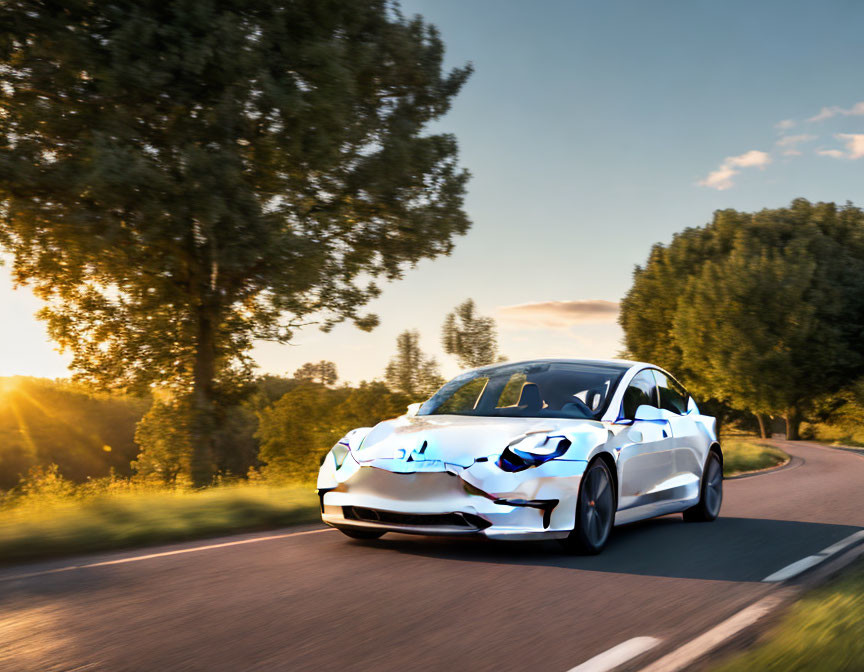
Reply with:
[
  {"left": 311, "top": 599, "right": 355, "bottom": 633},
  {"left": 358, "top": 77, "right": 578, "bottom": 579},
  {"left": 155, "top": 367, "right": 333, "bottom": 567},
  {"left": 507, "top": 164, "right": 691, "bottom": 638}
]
[{"left": 319, "top": 457, "right": 588, "bottom": 540}]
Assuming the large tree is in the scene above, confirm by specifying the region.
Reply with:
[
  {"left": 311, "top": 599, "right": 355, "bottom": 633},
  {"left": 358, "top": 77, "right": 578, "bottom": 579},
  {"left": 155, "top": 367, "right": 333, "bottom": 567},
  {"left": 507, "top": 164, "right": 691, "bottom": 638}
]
[
  {"left": 441, "top": 298, "right": 502, "bottom": 369},
  {"left": 620, "top": 199, "right": 864, "bottom": 439},
  {"left": 0, "top": 0, "right": 472, "bottom": 484}
]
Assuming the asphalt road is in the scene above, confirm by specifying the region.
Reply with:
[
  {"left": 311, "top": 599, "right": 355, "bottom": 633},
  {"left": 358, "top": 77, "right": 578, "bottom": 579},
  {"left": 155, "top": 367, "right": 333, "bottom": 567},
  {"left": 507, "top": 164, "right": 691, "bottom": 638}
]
[{"left": 2, "top": 440, "right": 863, "bottom": 672}]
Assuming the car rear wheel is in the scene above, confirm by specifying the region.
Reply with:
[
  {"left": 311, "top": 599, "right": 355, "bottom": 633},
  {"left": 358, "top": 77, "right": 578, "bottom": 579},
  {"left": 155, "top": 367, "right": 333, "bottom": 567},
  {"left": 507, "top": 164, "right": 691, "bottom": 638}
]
[
  {"left": 683, "top": 452, "right": 723, "bottom": 522},
  {"left": 337, "top": 527, "right": 386, "bottom": 540},
  {"left": 561, "top": 459, "right": 615, "bottom": 555}
]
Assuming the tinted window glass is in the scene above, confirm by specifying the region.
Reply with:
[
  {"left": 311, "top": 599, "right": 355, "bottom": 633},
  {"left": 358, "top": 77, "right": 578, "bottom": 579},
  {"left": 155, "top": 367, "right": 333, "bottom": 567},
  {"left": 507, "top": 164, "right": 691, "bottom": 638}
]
[
  {"left": 420, "top": 361, "right": 628, "bottom": 419},
  {"left": 496, "top": 373, "right": 527, "bottom": 408},
  {"left": 621, "top": 370, "right": 658, "bottom": 419},
  {"left": 653, "top": 371, "right": 689, "bottom": 414},
  {"left": 436, "top": 377, "right": 488, "bottom": 414}
]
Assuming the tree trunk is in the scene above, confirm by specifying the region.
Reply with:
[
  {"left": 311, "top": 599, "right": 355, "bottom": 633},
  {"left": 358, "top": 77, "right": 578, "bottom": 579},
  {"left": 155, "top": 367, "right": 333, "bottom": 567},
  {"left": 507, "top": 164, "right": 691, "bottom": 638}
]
[
  {"left": 755, "top": 413, "right": 772, "bottom": 439},
  {"left": 785, "top": 407, "right": 801, "bottom": 441},
  {"left": 190, "top": 303, "right": 218, "bottom": 487}
]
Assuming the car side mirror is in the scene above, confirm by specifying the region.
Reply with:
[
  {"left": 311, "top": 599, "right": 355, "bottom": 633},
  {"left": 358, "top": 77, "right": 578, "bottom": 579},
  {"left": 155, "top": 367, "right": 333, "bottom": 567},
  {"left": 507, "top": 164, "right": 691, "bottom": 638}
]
[
  {"left": 634, "top": 404, "right": 665, "bottom": 421},
  {"left": 406, "top": 402, "right": 422, "bottom": 417}
]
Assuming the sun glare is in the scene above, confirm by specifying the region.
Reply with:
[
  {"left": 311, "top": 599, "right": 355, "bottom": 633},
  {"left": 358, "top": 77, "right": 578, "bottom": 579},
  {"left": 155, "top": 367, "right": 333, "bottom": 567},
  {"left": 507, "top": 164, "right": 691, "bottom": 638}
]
[{"left": 0, "top": 376, "right": 22, "bottom": 398}]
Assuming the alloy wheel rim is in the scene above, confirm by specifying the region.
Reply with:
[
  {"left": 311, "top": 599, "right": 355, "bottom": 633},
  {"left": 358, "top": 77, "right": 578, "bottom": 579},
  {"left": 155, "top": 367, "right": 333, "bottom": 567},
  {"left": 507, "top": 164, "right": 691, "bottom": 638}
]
[
  {"left": 582, "top": 466, "right": 613, "bottom": 546},
  {"left": 704, "top": 458, "right": 722, "bottom": 516}
]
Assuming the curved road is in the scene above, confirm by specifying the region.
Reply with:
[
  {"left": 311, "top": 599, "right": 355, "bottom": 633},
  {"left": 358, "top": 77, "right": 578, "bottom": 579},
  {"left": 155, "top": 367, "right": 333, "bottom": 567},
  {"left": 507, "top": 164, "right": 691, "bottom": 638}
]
[{"left": 2, "top": 441, "right": 863, "bottom": 672}]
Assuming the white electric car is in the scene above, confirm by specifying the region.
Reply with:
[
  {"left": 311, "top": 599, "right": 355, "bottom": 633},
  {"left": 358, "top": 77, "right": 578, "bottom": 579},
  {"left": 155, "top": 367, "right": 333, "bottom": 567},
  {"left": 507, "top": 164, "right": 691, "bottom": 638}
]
[{"left": 317, "top": 359, "right": 721, "bottom": 554}]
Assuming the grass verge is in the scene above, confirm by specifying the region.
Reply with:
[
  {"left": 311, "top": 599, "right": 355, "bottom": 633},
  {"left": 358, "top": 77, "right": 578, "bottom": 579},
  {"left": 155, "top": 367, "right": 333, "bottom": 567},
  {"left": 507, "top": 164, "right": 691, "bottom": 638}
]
[
  {"left": 0, "top": 484, "right": 319, "bottom": 565},
  {"left": 722, "top": 439, "right": 789, "bottom": 477},
  {"left": 712, "top": 560, "right": 864, "bottom": 671}
]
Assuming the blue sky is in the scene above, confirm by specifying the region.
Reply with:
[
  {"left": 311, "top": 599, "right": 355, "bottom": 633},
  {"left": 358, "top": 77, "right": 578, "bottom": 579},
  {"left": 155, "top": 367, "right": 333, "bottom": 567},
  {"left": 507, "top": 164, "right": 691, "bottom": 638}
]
[{"left": 2, "top": 0, "right": 863, "bottom": 382}]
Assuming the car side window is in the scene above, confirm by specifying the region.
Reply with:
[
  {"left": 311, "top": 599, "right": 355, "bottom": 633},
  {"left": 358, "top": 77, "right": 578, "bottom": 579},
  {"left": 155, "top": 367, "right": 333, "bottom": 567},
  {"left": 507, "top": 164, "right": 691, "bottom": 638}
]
[
  {"left": 621, "top": 370, "right": 658, "bottom": 420},
  {"left": 653, "top": 371, "right": 689, "bottom": 415}
]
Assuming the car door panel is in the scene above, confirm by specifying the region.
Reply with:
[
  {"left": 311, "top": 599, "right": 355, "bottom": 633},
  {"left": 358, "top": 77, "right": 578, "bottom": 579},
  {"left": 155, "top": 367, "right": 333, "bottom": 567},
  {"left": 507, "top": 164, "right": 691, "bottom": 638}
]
[
  {"left": 613, "top": 370, "right": 680, "bottom": 522},
  {"left": 653, "top": 370, "right": 704, "bottom": 507}
]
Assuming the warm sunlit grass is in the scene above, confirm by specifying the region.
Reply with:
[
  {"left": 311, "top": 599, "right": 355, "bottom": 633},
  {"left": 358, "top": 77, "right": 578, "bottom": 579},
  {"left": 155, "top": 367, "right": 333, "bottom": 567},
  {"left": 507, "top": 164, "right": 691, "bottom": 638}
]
[
  {"left": 713, "top": 560, "right": 864, "bottom": 671},
  {"left": 0, "top": 481, "right": 320, "bottom": 564},
  {"left": 722, "top": 440, "right": 789, "bottom": 476}
]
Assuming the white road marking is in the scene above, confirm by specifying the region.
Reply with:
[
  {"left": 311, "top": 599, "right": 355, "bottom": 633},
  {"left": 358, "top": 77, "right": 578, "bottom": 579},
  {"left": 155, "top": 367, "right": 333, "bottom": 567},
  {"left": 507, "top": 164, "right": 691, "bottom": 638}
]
[
  {"left": 638, "top": 595, "right": 783, "bottom": 672},
  {"left": 567, "top": 637, "right": 661, "bottom": 672},
  {"left": 762, "top": 529, "right": 864, "bottom": 583},
  {"left": 0, "top": 527, "right": 334, "bottom": 583}
]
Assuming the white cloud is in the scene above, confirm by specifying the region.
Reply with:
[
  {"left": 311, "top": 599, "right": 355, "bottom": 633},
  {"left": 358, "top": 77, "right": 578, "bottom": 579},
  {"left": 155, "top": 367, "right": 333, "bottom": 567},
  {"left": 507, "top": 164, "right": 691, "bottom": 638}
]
[
  {"left": 698, "top": 165, "right": 738, "bottom": 191},
  {"left": 726, "top": 150, "right": 771, "bottom": 168},
  {"left": 775, "top": 133, "right": 816, "bottom": 156},
  {"left": 838, "top": 133, "right": 864, "bottom": 159},
  {"left": 809, "top": 106, "right": 840, "bottom": 123},
  {"left": 698, "top": 150, "right": 771, "bottom": 190},
  {"left": 497, "top": 300, "right": 620, "bottom": 329},
  {"left": 775, "top": 119, "right": 796, "bottom": 131},
  {"left": 816, "top": 134, "right": 864, "bottom": 160},
  {"left": 807, "top": 101, "right": 864, "bottom": 123}
]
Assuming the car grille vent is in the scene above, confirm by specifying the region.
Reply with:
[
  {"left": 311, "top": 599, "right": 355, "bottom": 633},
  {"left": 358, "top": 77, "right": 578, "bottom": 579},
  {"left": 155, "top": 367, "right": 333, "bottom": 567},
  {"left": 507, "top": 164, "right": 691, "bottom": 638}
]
[{"left": 343, "top": 506, "right": 491, "bottom": 530}]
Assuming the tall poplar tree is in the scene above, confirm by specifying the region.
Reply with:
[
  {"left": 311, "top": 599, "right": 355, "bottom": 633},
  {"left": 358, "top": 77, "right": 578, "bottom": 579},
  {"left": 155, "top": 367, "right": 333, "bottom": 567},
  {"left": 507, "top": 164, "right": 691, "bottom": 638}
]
[{"left": 441, "top": 298, "right": 502, "bottom": 369}]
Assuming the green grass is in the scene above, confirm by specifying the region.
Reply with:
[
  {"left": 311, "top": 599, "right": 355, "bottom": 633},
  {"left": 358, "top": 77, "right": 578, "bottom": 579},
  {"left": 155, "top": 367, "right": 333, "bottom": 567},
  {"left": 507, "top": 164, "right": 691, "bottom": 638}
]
[
  {"left": 0, "top": 484, "right": 320, "bottom": 565},
  {"left": 713, "top": 561, "right": 864, "bottom": 671},
  {"left": 722, "top": 439, "right": 789, "bottom": 476}
]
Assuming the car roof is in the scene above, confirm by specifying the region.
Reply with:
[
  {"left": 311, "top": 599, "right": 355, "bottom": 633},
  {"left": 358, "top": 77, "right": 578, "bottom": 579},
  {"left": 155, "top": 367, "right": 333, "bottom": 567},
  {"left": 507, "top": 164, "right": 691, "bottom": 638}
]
[{"left": 469, "top": 357, "right": 648, "bottom": 373}]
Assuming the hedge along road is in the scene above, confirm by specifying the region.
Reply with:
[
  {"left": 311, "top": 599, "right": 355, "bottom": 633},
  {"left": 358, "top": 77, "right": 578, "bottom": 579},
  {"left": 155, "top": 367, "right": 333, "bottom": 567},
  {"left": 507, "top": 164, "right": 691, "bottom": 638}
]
[{"left": 1, "top": 441, "right": 862, "bottom": 672}]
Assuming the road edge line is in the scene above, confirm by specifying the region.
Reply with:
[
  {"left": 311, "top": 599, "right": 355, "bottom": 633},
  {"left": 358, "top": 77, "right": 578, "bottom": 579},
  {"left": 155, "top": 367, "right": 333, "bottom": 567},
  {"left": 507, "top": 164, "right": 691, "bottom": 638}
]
[
  {"left": 566, "top": 637, "right": 662, "bottom": 672},
  {"left": 0, "top": 527, "right": 335, "bottom": 583},
  {"left": 762, "top": 530, "right": 864, "bottom": 582},
  {"left": 636, "top": 595, "right": 783, "bottom": 672}
]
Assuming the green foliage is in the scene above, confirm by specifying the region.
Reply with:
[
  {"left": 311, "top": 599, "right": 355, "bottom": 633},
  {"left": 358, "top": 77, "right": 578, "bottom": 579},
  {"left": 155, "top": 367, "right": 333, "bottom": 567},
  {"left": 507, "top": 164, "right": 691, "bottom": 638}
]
[
  {"left": 132, "top": 398, "right": 193, "bottom": 484},
  {"left": 620, "top": 200, "right": 864, "bottom": 436},
  {"left": 293, "top": 361, "right": 338, "bottom": 386},
  {"left": 0, "top": 0, "right": 472, "bottom": 484},
  {"left": 801, "top": 383, "right": 864, "bottom": 447},
  {"left": 714, "top": 560, "right": 864, "bottom": 672},
  {"left": 384, "top": 329, "right": 445, "bottom": 399},
  {"left": 442, "top": 298, "right": 502, "bottom": 368},
  {"left": 256, "top": 381, "right": 409, "bottom": 478},
  {"left": 0, "top": 377, "right": 148, "bottom": 489}
]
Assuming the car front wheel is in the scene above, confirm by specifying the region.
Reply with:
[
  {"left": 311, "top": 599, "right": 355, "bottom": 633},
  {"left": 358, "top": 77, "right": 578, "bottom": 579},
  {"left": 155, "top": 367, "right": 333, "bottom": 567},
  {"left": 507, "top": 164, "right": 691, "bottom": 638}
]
[{"left": 561, "top": 459, "right": 615, "bottom": 555}]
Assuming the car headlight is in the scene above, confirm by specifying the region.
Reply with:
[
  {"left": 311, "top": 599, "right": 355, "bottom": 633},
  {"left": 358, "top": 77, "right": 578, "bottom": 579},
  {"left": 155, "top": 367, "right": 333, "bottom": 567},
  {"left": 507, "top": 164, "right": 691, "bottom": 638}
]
[
  {"left": 497, "top": 435, "right": 571, "bottom": 473},
  {"left": 330, "top": 441, "right": 350, "bottom": 469}
]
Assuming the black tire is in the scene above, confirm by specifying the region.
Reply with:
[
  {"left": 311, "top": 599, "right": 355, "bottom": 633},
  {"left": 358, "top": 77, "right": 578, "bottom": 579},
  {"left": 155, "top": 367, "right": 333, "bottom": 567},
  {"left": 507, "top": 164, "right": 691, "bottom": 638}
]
[
  {"left": 560, "top": 459, "right": 616, "bottom": 555},
  {"left": 338, "top": 527, "right": 386, "bottom": 540},
  {"left": 683, "top": 452, "right": 723, "bottom": 522}
]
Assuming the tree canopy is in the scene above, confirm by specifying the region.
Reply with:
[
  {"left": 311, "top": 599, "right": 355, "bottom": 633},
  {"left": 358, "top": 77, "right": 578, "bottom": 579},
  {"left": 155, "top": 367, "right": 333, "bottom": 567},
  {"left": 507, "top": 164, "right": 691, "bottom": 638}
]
[
  {"left": 441, "top": 298, "right": 502, "bottom": 369},
  {"left": 0, "top": 0, "right": 472, "bottom": 484},
  {"left": 620, "top": 199, "right": 864, "bottom": 438},
  {"left": 384, "top": 329, "right": 444, "bottom": 399},
  {"left": 293, "top": 361, "right": 338, "bottom": 387}
]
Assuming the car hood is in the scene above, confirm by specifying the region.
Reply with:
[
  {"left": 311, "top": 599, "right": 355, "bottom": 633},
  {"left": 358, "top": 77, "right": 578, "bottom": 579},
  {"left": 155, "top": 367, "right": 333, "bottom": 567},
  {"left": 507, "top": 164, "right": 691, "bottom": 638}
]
[{"left": 352, "top": 414, "right": 605, "bottom": 469}]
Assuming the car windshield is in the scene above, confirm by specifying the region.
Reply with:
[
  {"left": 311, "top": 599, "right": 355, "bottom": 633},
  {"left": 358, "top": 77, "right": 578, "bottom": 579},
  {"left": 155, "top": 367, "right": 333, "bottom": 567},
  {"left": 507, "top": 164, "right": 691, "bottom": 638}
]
[{"left": 419, "top": 361, "right": 629, "bottom": 420}]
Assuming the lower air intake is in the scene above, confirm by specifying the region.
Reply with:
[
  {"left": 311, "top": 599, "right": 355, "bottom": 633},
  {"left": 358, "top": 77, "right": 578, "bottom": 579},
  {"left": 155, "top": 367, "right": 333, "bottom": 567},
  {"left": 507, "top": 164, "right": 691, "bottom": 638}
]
[{"left": 343, "top": 506, "right": 491, "bottom": 530}]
